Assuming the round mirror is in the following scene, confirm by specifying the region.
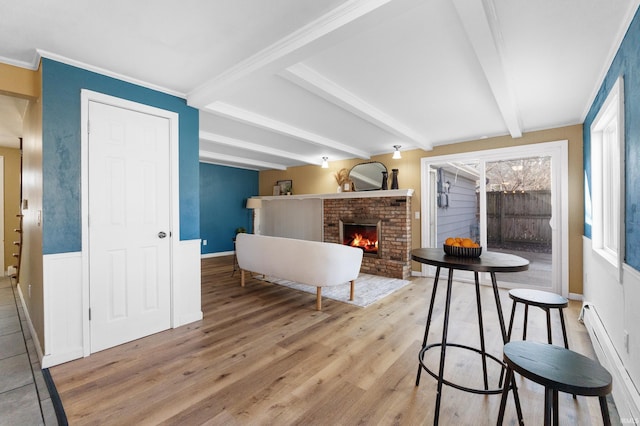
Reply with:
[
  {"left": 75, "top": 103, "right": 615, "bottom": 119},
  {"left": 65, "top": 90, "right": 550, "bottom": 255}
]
[{"left": 349, "top": 161, "right": 388, "bottom": 191}]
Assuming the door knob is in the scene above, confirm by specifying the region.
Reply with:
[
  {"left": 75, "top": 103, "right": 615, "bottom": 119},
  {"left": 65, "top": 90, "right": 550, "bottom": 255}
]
[{"left": 158, "top": 231, "right": 167, "bottom": 239}]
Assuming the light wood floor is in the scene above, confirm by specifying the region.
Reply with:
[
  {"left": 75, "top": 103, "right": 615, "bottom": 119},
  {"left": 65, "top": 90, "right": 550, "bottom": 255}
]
[{"left": 50, "top": 256, "right": 614, "bottom": 425}]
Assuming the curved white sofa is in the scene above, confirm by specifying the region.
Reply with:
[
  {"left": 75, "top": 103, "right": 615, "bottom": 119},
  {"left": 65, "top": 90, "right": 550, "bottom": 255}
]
[{"left": 235, "top": 233, "right": 363, "bottom": 310}]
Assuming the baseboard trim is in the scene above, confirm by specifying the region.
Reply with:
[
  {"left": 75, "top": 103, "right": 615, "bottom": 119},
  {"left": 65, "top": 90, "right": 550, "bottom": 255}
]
[
  {"left": 16, "top": 283, "right": 45, "bottom": 365},
  {"left": 582, "top": 303, "right": 640, "bottom": 423},
  {"left": 175, "top": 311, "right": 203, "bottom": 327},
  {"left": 568, "top": 292, "right": 583, "bottom": 301},
  {"left": 201, "top": 251, "right": 234, "bottom": 259}
]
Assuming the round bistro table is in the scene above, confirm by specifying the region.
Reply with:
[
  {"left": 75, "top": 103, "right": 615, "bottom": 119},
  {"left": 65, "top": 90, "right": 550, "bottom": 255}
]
[{"left": 411, "top": 248, "right": 529, "bottom": 425}]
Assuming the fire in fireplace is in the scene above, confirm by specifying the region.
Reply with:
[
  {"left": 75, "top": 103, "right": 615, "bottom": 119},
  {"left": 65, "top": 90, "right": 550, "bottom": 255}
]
[{"left": 339, "top": 219, "right": 381, "bottom": 256}]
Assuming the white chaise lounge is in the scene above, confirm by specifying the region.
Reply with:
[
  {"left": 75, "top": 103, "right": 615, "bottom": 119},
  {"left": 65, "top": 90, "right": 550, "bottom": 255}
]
[{"left": 235, "top": 233, "right": 364, "bottom": 310}]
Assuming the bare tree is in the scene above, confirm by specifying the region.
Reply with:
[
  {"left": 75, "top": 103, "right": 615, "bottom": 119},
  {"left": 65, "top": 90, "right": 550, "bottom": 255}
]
[{"left": 485, "top": 157, "right": 551, "bottom": 192}]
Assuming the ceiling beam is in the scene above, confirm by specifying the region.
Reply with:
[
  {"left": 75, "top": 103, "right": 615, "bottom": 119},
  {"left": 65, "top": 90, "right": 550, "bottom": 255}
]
[
  {"left": 200, "top": 131, "right": 322, "bottom": 166},
  {"left": 187, "top": 0, "right": 421, "bottom": 108},
  {"left": 280, "top": 63, "right": 432, "bottom": 151},
  {"left": 199, "top": 150, "right": 287, "bottom": 171},
  {"left": 204, "top": 102, "right": 371, "bottom": 159},
  {"left": 452, "top": 0, "right": 522, "bottom": 138}
]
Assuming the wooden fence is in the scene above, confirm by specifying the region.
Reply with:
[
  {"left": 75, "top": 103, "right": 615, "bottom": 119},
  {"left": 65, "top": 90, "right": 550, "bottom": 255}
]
[{"left": 485, "top": 190, "right": 552, "bottom": 246}]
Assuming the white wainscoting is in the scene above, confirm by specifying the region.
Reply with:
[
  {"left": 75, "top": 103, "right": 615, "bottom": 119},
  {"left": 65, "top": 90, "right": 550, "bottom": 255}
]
[
  {"left": 42, "top": 252, "right": 84, "bottom": 368},
  {"left": 39, "top": 239, "right": 203, "bottom": 368},
  {"left": 583, "top": 236, "right": 640, "bottom": 422},
  {"left": 173, "top": 239, "right": 203, "bottom": 327}
]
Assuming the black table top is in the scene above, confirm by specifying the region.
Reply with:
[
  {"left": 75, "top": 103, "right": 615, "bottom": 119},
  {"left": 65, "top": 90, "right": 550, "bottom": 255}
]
[
  {"left": 504, "top": 341, "right": 612, "bottom": 396},
  {"left": 411, "top": 247, "right": 529, "bottom": 273}
]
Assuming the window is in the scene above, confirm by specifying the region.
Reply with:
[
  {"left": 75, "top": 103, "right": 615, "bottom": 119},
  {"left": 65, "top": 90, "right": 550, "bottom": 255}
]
[{"left": 591, "top": 76, "right": 625, "bottom": 276}]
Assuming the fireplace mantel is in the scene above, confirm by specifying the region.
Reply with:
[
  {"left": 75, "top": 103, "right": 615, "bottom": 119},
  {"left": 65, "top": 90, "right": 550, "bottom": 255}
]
[{"left": 252, "top": 189, "right": 413, "bottom": 202}]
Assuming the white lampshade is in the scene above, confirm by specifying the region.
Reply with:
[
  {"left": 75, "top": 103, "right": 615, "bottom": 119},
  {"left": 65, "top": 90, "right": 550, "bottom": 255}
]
[
  {"left": 246, "top": 198, "right": 262, "bottom": 209},
  {"left": 392, "top": 145, "right": 402, "bottom": 159}
]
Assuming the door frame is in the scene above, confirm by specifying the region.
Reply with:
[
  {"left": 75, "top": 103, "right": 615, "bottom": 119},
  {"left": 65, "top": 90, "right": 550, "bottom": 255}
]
[
  {"left": 420, "top": 140, "right": 569, "bottom": 296},
  {"left": 80, "top": 90, "right": 180, "bottom": 356},
  {"left": 0, "top": 156, "right": 4, "bottom": 274}
]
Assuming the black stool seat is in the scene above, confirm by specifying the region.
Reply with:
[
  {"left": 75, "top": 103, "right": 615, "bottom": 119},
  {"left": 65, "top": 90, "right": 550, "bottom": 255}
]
[
  {"left": 498, "top": 341, "right": 612, "bottom": 425},
  {"left": 509, "top": 288, "right": 568, "bottom": 308},
  {"left": 508, "top": 289, "right": 569, "bottom": 349}
]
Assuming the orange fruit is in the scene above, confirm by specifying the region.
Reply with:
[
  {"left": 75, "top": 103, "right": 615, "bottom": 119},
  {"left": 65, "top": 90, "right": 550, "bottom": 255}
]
[
  {"left": 451, "top": 241, "right": 461, "bottom": 247},
  {"left": 461, "top": 238, "right": 474, "bottom": 247},
  {"left": 445, "top": 237, "right": 456, "bottom": 246}
]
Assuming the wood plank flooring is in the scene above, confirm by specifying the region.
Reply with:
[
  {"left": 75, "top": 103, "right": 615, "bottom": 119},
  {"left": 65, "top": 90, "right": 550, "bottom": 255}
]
[{"left": 50, "top": 256, "right": 614, "bottom": 425}]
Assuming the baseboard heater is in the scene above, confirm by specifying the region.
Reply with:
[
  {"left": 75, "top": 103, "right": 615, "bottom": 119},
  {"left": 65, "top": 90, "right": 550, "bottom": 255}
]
[{"left": 581, "top": 303, "right": 640, "bottom": 423}]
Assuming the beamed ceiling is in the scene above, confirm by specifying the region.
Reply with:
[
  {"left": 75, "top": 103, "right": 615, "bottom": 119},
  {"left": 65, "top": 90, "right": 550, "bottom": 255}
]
[{"left": 0, "top": 0, "right": 638, "bottom": 170}]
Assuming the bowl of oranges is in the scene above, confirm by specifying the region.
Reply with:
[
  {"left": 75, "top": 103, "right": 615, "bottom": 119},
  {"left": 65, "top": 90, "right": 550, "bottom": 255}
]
[{"left": 443, "top": 237, "right": 482, "bottom": 258}]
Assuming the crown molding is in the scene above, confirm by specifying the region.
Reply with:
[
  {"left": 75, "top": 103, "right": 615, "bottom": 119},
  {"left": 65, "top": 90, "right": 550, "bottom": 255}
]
[
  {"left": 200, "top": 131, "right": 321, "bottom": 165},
  {"left": 581, "top": 1, "right": 640, "bottom": 121},
  {"left": 0, "top": 53, "right": 40, "bottom": 70},
  {"left": 280, "top": 63, "right": 432, "bottom": 151},
  {"left": 199, "top": 150, "right": 287, "bottom": 171},
  {"left": 204, "top": 102, "right": 371, "bottom": 159},
  {"left": 452, "top": 0, "right": 522, "bottom": 138},
  {"left": 37, "top": 49, "right": 186, "bottom": 98},
  {"left": 187, "top": 0, "right": 395, "bottom": 108}
]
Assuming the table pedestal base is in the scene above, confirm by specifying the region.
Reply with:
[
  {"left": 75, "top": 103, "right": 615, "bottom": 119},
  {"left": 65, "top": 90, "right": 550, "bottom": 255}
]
[{"left": 415, "top": 265, "right": 524, "bottom": 425}]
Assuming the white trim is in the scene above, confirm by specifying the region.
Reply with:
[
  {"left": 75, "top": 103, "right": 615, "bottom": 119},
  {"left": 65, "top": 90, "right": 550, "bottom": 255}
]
[
  {"left": 451, "top": 0, "right": 522, "bottom": 138},
  {"left": 204, "top": 102, "right": 371, "bottom": 160},
  {"left": 202, "top": 251, "right": 235, "bottom": 259},
  {"left": 200, "top": 131, "right": 319, "bottom": 166},
  {"left": 0, "top": 53, "right": 40, "bottom": 70},
  {"left": 582, "top": 303, "right": 640, "bottom": 423},
  {"left": 568, "top": 293, "right": 583, "bottom": 301},
  {"left": 199, "top": 150, "right": 287, "bottom": 171},
  {"left": 16, "top": 283, "right": 45, "bottom": 365},
  {"left": 38, "top": 50, "right": 186, "bottom": 98},
  {"left": 187, "top": 0, "right": 396, "bottom": 107},
  {"left": 80, "top": 90, "right": 181, "bottom": 356},
  {"left": 590, "top": 76, "right": 625, "bottom": 282},
  {"left": 253, "top": 188, "right": 413, "bottom": 201},
  {"left": 581, "top": 2, "right": 640, "bottom": 121},
  {"left": 173, "top": 239, "right": 203, "bottom": 327},
  {"left": 0, "top": 156, "right": 4, "bottom": 273},
  {"left": 419, "top": 140, "right": 569, "bottom": 296},
  {"left": 41, "top": 252, "right": 83, "bottom": 367},
  {"left": 280, "top": 63, "right": 431, "bottom": 151}
]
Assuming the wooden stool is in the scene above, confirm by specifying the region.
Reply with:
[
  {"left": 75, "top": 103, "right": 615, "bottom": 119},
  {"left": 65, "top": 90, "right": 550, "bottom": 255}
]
[
  {"left": 507, "top": 289, "right": 569, "bottom": 348},
  {"left": 498, "top": 341, "right": 613, "bottom": 425}
]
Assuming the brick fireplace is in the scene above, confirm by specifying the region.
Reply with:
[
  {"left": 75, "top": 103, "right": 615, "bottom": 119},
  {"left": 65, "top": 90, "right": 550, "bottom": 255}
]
[{"left": 324, "top": 195, "right": 412, "bottom": 279}]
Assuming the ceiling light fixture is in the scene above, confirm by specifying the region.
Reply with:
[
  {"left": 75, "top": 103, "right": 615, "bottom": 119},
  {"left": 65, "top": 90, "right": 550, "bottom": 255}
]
[
  {"left": 321, "top": 156, "right": 329, "bottom": 168},
  {"left": 392, "top": 145, "right": 402, "bottom": 159}
]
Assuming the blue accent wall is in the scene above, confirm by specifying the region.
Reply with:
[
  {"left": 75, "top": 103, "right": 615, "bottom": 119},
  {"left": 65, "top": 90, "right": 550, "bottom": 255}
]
[
  {"left": 199, "top": 163, "right": 258, "bottom": 254},
  {"left": 42, "top": 58, "right": 200, "bottom": 254},
  {"left": 584, "top": 7, "right": 640, "bottom": 270}
]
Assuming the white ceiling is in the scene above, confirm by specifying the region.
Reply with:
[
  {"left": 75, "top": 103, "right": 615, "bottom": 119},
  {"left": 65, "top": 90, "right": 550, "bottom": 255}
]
[{"left": 0, "top": 0, "right": 638, "bottom": 169}]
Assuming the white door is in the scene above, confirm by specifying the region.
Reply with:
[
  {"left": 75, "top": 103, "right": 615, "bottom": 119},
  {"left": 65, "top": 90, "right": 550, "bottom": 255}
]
[{"left": 88, "top": 101, "right": 171, "bottom": 353}]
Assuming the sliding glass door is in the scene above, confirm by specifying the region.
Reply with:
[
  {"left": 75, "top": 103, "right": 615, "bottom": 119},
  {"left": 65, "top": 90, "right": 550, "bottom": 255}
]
[{"left": 420, "top": 142, "right": 568, "bottom": 295}]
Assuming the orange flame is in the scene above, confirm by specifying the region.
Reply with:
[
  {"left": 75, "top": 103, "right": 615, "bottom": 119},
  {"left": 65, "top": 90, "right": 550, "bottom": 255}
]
[{"left": 349, "top": 233, "right": 378, "bottom": 252}]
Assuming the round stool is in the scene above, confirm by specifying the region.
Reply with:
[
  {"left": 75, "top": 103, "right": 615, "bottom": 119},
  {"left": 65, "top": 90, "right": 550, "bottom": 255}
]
[
  {"left": 498, "top": 341, "right": 612, "bottom": 425},
  {"left": 507, "top": 289, "right": 569, "bottom": 348}
]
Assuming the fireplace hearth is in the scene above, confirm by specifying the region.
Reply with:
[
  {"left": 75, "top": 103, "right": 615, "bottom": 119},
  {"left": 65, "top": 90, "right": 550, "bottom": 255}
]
[{"left": 340, "top": 219, "right": 381, "bottom": 257}]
